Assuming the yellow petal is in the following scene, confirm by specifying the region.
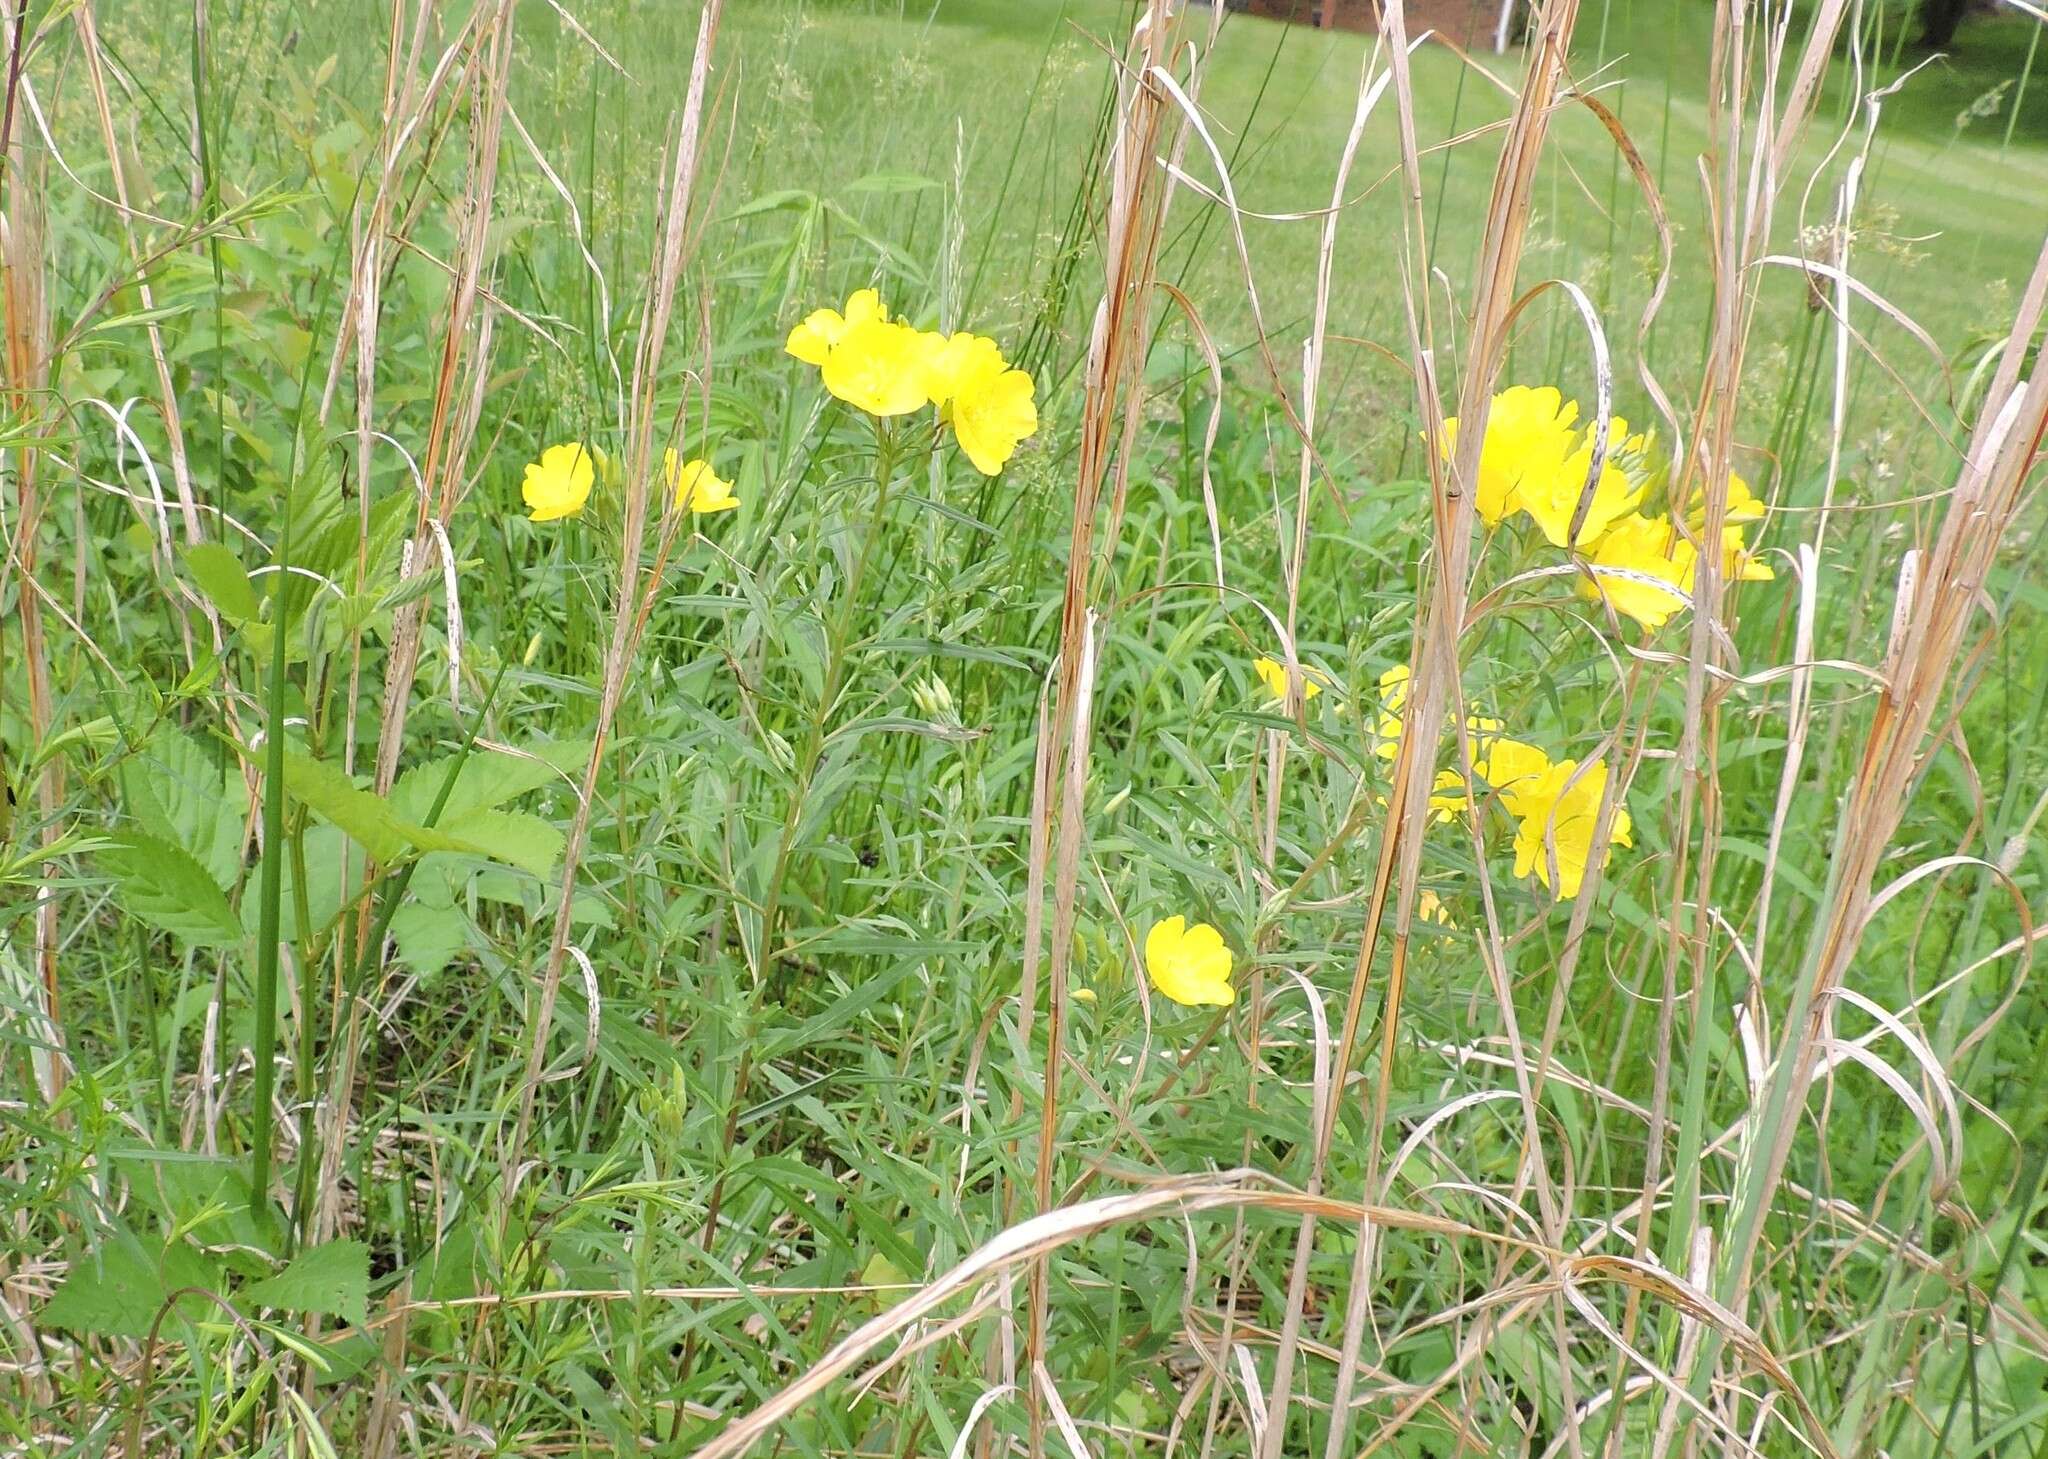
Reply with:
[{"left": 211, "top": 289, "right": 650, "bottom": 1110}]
[
  {"left": 786, "top": 307, "right": 846, "bottom": 366},
  {"left": 820, "top": 319, "right": 933, "bottom": 417},
  {"left": 1144, "top": 915, "right": 1186, "bottom": 973},
  {"left": 952, "top": 367, "right": 1036, "bottom": 475},
  {"left": 522, "top": 442, "right": 595, "bottom": 522},
  {"left": 843, "top": 287, "right": 886, "bottom": 329}
]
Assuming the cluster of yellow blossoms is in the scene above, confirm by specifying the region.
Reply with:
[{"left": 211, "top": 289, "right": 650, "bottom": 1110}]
[
  {"left": 1149, "top": 655, "right": 1637, "bottom": 1011},
  {"left": 1442, "top": 385, "right": 1772, "bottom": 630},
  {"left": 1372, "top": 662, "right": 1632, "bottom": 901},
  {"left": 786, "top": 288, "right": 1038, "bottom": 475},
  {"left": 517, "top": 288, "right": 1035, "bottom": 521},
  {"left": 521, "top": 443, "right": 738, "bottom": 522}
]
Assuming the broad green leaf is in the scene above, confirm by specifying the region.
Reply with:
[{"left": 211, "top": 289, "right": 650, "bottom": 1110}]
[
  {"left": 437, "top": 809, "right": 563, "bottom": 880},
  {"left": 391, "top": 899, "right": 467, "bottom": 976},
  {"left": 238, "top": 825, "right": 354, "bottom": 941},
  {"left": 181, "top": 542, "right": 261, "bottom": 622},
  {"left": 244, "top": 1238, "right": 369, "bottom": 1328},
  {"left": 285, "top": 748, "right": 561, "bottom": 876},
  {"left": 282, "top": 748, "right": 412, "bottom": 864},
  {"left": 101, "top": 832, "right": 244, "bottom": 948},
  {"left": 388, "top": 739, "right": 592, "bottom": 827},
  {"left": 121, "top": 729, "right": 249, "bottom": 888},
  {"left": 43, "top": 1230, "right": 218, "bottom": 1339}
]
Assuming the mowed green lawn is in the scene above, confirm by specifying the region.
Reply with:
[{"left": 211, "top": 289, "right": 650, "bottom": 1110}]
[{"left": 659, "top": 0, "right": 2048, "bottom": 356}]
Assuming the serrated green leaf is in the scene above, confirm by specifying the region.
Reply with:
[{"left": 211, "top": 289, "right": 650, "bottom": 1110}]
[
  {"left": 284, "top": 748, "right": 561, "bottom": 876},
  {"left": 282, "top": 748, "right": 412, "bottom": 863},
  {"left": 388, "top": 739, "right": 592, "bottom": 827},
  {"left": 43, "top": 1231, "right": 218, "bottom": 1339},
  {"left": 390, "top": 899, "right": 467, "bottom": 976},
  {"left": 182, "top": 542, "right": 261, "bottom": 622},
  {"left": 121, "top": 729, "right": 248, "bottom": 888},
  {"left": 244, "top": 1238, "right": 369, "bottom": 1328},
  {"left": 437, "top": 808, "right": 563, "bottom": 879},
  {"left": 238, "top": 825, "right": 354, "bottom": 941},
  {"left": 102, "top": 832, "right": 244, "bottom": 948}
]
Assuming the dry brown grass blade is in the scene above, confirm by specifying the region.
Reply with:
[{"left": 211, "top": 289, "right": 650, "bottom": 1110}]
[
  {"left": 1012, "top": 6, "right": 1189, "bottom": 1454},
  {"left": 0, "top": 0, "right": 61, "bottom": 1102},
  {"left": 313, "top": 0, "right": 451, "bottom": 1251},
  {"left": 1317, "top": 3, "right": 1586, "bottom": 1455},
  {"left": 1719, "top": 232, "right": 2048, "bottom": 1315},
  {"left": 682, "top": 1170, "right": 1836, "bottom": 1459},
  {"left": 504, "top": 0, "right": 725, "bottom": 1185},
  {"left": 369, "top": 0, "right": 519, "bottom": 798},
  {"left": 1251, "top": 40, "right": 1413, "bottom": 1459},
  {"left": 72, "top": 1, "right": 200, "bottom": 548}
]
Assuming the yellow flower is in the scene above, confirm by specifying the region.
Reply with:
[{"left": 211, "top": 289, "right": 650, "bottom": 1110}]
[
  {"left": 1511, "top": 757, "right": 1632, "bottom": 901},
  {"left": 1373, "top": 664, "right": 1413, "bottom": 759},
  {"left": 1717, "top": 526, "right": 1775, "bottom": 583},
  {"left": 785, "top": 287, "right": 887, "bottom": 366},
  {"left": 1254, "top": 655, "right": 1330, "bottom": 705},
  {"left": 1144, "top": 915, "right": 1235, "bottom": 1008},
  {"left": 522, "top": 442, "right": 596, "bottom": 522},
  {"left": 1374, "top": 665, "right": 1529, "bottom": 780},
  {"left": 1579, "top": 513, "right": 1695, "bottom": 630},
  {"left": 1515, "top": 416, "right": 1647, "bottom": 549},
  {"left": 1427, "top": 768, "right": 1472, "bottom": 824},
  {"left": 951, "top": 362, "right": 1037, "bottom": 475},
  {"left": 1437, "top": 385, "right": 1580, "bottom": 526},
  {"left": 1688, "top": 469, "right": 1766, "bottom": 529},
  {"left": 1416, "top": 889, "right": 1454, "bottom": 927},
  {"left": 919, "top": 331, "right": 1006, "bottom": 408},
  {"left": 667, "top": 451, "right": 738, "bottom": 514},
  {"left": 819, "top": 318, "right": 936, "bottom": 418},
  {"left": 1474, "top": 733, "right": 1552, "bottom": 809}
]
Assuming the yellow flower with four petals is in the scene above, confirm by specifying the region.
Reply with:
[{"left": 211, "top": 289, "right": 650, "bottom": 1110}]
[
  {"left": 667, "top": 451, "right": 738, "bottom": 515},
  {"left": 1437, "top": 385, "right": 1581, "bottom": 526},
  {"left": 1510, "top": 757, "right": 1634, "bottom": 901},
  {"left": 1253, "top": 655, "right": 1331, "bottom": 705},
  {"left": 522, "top": 443, "right": 596, "bottom": 522},
  {"left": 1144, "top": 916, "right": 1235, "bottom": 1008},
  {"left": 785, "top": 286, "right": 887, "bottom": 366}
]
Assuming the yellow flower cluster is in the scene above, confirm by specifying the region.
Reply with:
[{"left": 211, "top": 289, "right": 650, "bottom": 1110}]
[
  {"left": 520, "top": 441, "right": 738, "bottom": 522},
  {"left": 1371, "top": 664, "right": 1631, "bottom": 900},
  {"left": 1440, "top": 388, "right": 1773, "bottom": 629},
  {"left": 786, "top": 288, "right": 1038, "bottom": 475}
]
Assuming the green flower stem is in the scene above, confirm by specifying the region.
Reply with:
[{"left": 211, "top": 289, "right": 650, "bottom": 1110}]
[
  {"left": 753, "top": 420, "right": 913, "bottom": 978},
  {"left": 250, "top": 492, "right": 291, "bottom": 1223},
  {"left": 288, "top": 816, "right": 317, "bottom": 1250},
  {"left": 687, "top": 420, "right": 925, "bottom": 1387}
]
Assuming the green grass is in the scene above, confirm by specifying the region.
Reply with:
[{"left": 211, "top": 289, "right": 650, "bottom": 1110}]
[{"left": 4, "top": 1, "right": 2047, "bottom": 1457}]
